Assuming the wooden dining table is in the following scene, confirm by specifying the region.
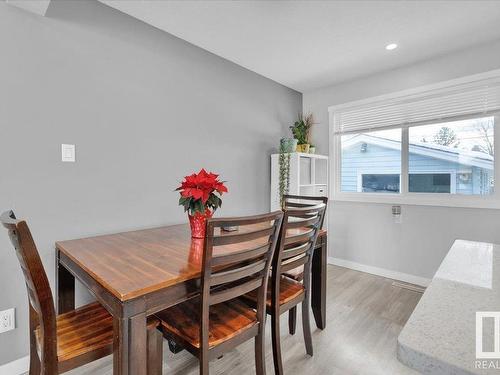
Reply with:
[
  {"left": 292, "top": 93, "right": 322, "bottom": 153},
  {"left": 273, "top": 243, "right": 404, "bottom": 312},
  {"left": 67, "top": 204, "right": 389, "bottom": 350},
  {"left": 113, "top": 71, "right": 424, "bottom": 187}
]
[{"left": 55, "top": 223, "right": 327, "bottom": 375}]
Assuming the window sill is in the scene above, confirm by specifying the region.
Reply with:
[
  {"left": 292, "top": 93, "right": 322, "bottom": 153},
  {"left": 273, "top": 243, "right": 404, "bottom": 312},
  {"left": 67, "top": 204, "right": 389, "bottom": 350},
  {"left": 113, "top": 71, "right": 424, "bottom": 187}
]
[{"left": 332, "top": 192, "right": 500, "bottom": 209}]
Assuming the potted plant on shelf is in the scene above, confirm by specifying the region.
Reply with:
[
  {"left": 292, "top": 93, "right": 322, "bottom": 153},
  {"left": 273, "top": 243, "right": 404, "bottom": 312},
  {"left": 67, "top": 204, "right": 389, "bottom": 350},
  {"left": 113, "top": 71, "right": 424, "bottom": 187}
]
[
  {"left": 290, "top": 112, "right": 315, "bottom": 153},
  {"left": 280, "top": 137, "right": 297, "bottom": 153},
  {"left": 176, "top": 169, "right": 228, "bottom": 238},
  {"left": 309, "top": 144, "right": 316, "bottom": 154}
]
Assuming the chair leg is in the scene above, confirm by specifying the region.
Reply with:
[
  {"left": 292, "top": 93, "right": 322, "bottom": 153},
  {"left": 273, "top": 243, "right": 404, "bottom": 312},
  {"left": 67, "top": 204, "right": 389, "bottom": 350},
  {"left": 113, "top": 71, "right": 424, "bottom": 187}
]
[
  {"left": 255, "top": 329, "right": 266, "bottom": 375},
  {"left": 40, "top": 360, "right": 58, "bottom": 375},
  {"left": 271, "top": 313, "right": 284, "bottom": 375},
  {"left": 29, "top": 306, "right": 41, "bottom": 375},
  {"left": 200, "top": 350, "right": 209, "bottom": 375},
  {"left": 29, "top": 351, "right": 40, "bottom": 375},
  {"left": 288, "top": 307, "right": 297, "bottom": 335},
  {"left": 301, "top": 301, "right": 313, "bottom": 356},
  {"left": 29, "top": 331, "right": 41, "bottom": 375},
  {"left": 147, "top": 327, "right": 163, "bottom": 375}
]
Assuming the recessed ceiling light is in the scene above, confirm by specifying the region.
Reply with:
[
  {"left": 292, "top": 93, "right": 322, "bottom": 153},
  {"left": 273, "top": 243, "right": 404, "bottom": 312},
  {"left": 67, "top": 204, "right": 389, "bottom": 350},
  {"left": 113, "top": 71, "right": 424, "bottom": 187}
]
[{"left": 386, "top": 43, "right": 398, "bottom": 51}]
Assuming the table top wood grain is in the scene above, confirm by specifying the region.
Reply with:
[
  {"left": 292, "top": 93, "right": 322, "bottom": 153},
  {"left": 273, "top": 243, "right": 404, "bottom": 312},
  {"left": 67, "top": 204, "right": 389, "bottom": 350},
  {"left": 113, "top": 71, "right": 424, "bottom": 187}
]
[{"left": 56, "top": 223, "right": 326, "bottom": 302}]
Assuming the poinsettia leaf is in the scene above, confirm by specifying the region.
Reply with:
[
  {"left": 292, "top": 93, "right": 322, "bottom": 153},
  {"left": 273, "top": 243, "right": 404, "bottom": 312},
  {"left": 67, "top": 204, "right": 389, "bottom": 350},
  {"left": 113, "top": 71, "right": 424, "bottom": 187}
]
[
  {"left": 191, "top": 199, "right": 202, "bottom": 214},
  {"left": 181, "top": 197, "right": 190, "bottom": 212}
]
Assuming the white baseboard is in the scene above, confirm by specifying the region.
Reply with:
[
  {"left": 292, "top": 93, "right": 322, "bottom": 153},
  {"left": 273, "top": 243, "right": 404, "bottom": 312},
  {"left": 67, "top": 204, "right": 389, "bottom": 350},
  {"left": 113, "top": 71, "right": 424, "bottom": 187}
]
[
  {"left": 0, "top": 355, "right": 29, "bottom": 375},
  {"left": 328, "top": 256, "right": 431, "bottom": 287}
]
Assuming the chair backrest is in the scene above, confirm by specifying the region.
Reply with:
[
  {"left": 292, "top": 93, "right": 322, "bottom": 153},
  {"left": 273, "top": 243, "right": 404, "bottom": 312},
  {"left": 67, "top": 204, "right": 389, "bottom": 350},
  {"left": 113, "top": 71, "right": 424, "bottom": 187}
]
[
  {"left": 283, "top": 194, "right": 328, "bottom": 228},
  {"left": 200, "top": 211, "right": 283, "bottom": 348},
  {"left": 272, "top": 203, "right": 326, "bottom": 307},
  {"left": 1, "top": 211, "right": 57, "bottom": 367}
]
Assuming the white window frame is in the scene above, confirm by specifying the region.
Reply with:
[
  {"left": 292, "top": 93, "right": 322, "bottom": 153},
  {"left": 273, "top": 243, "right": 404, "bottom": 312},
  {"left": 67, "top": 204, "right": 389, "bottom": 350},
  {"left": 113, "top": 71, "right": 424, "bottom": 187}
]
[{"left": 329, "top": 70, "right": 500, "bottom": 209}]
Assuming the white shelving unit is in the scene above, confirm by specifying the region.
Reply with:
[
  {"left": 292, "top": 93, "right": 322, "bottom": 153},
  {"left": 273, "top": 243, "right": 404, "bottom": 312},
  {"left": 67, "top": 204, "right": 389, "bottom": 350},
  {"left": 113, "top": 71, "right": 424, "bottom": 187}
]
[{"left": 270, "top": 152, "right": 329, "bottom": 211}]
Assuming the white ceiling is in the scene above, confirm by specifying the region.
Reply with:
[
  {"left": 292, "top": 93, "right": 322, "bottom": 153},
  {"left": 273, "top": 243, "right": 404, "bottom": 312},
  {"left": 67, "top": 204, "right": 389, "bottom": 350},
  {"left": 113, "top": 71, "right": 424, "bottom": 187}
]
[{"left": 99, "top": 1, "right": 500, "bottom": 93}]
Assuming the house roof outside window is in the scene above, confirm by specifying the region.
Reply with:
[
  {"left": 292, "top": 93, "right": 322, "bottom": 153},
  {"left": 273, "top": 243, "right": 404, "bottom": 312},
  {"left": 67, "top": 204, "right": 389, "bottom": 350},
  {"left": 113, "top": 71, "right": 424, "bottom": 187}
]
[{"left": 342, "top": 134, "right": 493, "bottom": 170}]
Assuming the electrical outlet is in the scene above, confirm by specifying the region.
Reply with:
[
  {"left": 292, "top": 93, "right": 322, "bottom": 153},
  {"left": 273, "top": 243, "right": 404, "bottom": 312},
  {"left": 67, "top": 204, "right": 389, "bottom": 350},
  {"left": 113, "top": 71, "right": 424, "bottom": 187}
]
[
  {"left": 392, "top": 205, "right": 402, "bottom": 224},
  {"left": 0, "top": 308, "right": 15, "bottom": 334},
  {"left": 61, "top": 144, "right": 76, "bottom": 162}
]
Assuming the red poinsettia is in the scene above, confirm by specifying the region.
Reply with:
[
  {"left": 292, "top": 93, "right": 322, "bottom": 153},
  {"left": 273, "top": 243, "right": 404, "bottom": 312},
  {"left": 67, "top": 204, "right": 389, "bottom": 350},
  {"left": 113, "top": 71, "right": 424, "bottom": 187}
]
[{"left": 176, "top": 169, "right": 228, "bottom": 215}]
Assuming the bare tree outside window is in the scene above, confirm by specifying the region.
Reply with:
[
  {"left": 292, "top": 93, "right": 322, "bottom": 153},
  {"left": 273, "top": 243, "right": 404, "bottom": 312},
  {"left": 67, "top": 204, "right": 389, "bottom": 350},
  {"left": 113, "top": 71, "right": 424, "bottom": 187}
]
[{"left": 470, "top": 117, "right": 494, "bottom": 156}]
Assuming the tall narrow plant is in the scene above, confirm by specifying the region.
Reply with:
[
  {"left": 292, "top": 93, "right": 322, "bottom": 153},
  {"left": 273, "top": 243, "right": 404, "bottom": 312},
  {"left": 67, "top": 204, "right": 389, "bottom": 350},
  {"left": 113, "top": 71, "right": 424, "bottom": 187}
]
[
  {"left": 278, "top": 138, "right": 291, "bottom": 209},
  {"left": 290, "top": 112, "right": 316, "bottom": 145}
]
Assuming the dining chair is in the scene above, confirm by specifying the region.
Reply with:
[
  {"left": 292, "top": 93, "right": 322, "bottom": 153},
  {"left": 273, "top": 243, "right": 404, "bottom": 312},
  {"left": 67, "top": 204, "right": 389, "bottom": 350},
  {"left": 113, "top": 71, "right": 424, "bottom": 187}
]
[
  {"left": 1, "top": 210, "right": 163, "bottom": 375},
  {"left": 155, "top": 211, "right": 284, "bottom": 375},
  {"left": 282, "top": 194, "right": 328, "bottom": 335},
  {"left": 282, "top": 194, "right": 328, "bottom": 224},
  {"left": 242, "top": 202, "right": 326, "bottom": 375}
]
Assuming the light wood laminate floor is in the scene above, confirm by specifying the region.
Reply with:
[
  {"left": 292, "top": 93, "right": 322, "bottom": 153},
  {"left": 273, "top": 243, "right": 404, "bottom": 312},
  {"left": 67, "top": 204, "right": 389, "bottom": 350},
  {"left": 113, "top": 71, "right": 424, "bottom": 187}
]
[{"left": 57, "top": 265, "right": 423, "bottom": 375}]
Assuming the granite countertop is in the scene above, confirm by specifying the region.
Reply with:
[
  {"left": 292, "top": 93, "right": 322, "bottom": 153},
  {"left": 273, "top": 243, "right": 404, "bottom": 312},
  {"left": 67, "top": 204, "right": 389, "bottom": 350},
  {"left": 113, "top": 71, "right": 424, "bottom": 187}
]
[{"left": 398, "top": 240, "right": 500, "bottom": 375}]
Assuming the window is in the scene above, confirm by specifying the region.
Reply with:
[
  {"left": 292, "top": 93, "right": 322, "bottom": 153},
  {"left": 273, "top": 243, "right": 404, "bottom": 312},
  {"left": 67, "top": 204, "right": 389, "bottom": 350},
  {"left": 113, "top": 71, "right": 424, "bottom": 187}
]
[
  {"left": 361, "top": 174, "right": 400, "bottom": 193},
  {"left": 341, "top": 128, "right": 401, "bottom": 193},
  {"left": 330, "top": 71, "right": 500, "bottom": 208},
  {"left": 409, "top": 173, "right": 453, "bottom": 193},
  {"left": 340, "top": 117, "right": 494, "bottom": 196},
  {"left": 408, "top": 118, "right": 494, "bottom": 195}
]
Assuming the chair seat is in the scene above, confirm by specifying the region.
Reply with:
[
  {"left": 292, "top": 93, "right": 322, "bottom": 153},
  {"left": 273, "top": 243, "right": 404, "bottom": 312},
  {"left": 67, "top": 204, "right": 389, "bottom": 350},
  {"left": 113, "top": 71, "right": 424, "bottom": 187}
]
[
  {"left": 156, "top": 297, "right": 257, "bottom": 349},
  {"left": 244, "top": 276, "right": 305, "bottom": 307},
  {"left": 35, "top": 302, "right": 158, "bottom": 365}
]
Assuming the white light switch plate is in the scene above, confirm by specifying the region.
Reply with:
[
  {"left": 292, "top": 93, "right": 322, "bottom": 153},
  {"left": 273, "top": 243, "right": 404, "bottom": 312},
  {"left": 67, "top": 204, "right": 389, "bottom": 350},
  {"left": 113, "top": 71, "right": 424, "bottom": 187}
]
[
  {"left": 0, "top": 308, "right": 15, "bottom": 334},
  {"left": 61, "top": 144, "right": 75, "bottom": 162}
]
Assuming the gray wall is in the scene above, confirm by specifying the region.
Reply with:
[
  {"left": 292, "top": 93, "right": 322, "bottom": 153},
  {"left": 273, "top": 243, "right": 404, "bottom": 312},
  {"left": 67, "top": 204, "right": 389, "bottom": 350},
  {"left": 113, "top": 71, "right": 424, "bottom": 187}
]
[
  {"left": 304, "top": 39, "right": 500, "bottom": 281},
  {"left": 0, "top": 0, "right": 301, "bottom": 365}
]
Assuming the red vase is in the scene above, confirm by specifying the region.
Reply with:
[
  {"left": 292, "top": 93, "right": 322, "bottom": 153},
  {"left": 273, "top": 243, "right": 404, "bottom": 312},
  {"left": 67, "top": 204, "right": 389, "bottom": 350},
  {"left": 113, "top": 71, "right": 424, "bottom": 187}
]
[
  {"left": 188, "top": 209, "right": 212, "bottom": 239},
  {"left": 188, "top": 238, "right": 204, "bottom": 265}
]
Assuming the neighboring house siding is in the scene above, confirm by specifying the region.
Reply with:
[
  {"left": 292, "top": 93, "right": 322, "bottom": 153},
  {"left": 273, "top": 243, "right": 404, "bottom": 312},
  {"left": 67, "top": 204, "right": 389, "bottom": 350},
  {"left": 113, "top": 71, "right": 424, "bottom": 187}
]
[
  {"left": 341, "top": 143, "right": 491, "bottom": 194},
  {"left": 341, "top": 144, "right": 401, "bottom": 192},
  {"left": 471, "top": 166, "right": 494, "bottom": 195}
]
